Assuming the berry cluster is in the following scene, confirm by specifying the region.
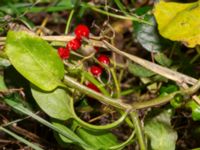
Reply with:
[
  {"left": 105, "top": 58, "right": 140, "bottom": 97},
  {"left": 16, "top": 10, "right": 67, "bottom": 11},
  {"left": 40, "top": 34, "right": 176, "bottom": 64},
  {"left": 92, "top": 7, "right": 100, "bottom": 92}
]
[
  {"left": 57, "top": 24, "right": 90, "bottom": 59},
  {"left": 57, "top": 24, "right": 110, "bottom": 93}
]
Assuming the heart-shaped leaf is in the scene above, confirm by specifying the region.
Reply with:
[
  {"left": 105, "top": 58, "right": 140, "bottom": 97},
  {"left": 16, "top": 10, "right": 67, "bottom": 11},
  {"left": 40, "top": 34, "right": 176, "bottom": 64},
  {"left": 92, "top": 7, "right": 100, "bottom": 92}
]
[
  {"left": 6, "top": 30, "right": 64, "bottom": 91},
  {"left": 154, "top": 1, "right": 200, "bottom": 47},
  {"left": 31, "top": 87, "right": 74, "bottom": 120}
]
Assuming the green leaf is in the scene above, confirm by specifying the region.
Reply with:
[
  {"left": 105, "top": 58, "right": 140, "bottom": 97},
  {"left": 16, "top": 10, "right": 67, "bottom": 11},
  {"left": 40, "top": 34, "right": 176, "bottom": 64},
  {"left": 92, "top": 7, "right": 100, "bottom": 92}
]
[
  {"left": 186, "top": 100, "right": 200, "bottom": 121},
  {"left": 128, "top": 63, "right": 155, "bottom": 77},
  {"left": 160, "top": 84, "right": 178, "bottom": 94},
  {"left": 75, "top": 123, "right": 119, "bottom": 150},
  {"left": 5, "top": 31, "right": 64, "bottom": 91},
  {"left": 133, "top": 7, "right": 172, "bottom": 52},
  {"left": 31, "top": 87, "right": 74, "bottom": 120},
  {"left": 154, "top": 1, "right": 200, "bottom": 48},
  {"left": 144, "top": 109, "right": 177, "bottom": 150},
  {"left": 154, "top": 53, "right": 172, "bottom": 67}
]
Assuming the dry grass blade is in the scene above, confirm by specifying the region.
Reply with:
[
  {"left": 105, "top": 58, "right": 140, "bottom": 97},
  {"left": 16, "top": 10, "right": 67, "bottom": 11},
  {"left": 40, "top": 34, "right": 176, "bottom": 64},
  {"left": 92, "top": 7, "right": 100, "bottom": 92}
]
[{"left": 102, "top": 40, "right": 198, "bottom": 86}]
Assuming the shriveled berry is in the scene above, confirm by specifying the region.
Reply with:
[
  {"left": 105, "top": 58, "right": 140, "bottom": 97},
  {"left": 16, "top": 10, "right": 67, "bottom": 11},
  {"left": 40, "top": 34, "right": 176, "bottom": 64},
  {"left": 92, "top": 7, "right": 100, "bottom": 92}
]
[
  {"left": 57, "top": 47, "right": 70, "bottom": 59},
  {"left": 66, "top": 38, "right": 81, "bottom": 51},
  {"left": 97, "top": 54, "right": 110, "bottom": 65},
  {"left": 74, "top": 24, "right": 90, "bottom": 40},
  {"left": 90, "top": 66, "right": 103, "bottom": 76},
  {"left": 86, "top": 82, "right": 100, "bottom": 92},
  {"left": 94, "top": 46, "right": 99, "bottom": 52}
]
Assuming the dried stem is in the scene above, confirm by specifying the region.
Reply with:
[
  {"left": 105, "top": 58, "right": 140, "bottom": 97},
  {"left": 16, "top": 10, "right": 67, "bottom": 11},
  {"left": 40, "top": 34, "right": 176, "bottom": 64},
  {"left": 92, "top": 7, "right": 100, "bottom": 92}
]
[{"left": 102, "top": 40, "right": 198, "bottom": 85}]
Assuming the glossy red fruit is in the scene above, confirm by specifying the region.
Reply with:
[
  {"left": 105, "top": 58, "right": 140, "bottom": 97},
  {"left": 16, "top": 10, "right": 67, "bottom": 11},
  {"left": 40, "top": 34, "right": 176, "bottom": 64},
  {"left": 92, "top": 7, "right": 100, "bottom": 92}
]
[
  {"left": 66, "top": 38, "right": 81, "bottom": 51},
  {"left": 74, "top": 24, "right": 90, "bottom": 40},
  {"left": 86, "top": 83, "right": 100, "bottom": 92},
  {"left": 57, "top": 47, "right": 70, "bottom": 59},
  {"left": 90, "top": 66, "right": 103, "bottom": 77},
  {"left": 97, "top": 54, "right": 110, "bottom": 65}
]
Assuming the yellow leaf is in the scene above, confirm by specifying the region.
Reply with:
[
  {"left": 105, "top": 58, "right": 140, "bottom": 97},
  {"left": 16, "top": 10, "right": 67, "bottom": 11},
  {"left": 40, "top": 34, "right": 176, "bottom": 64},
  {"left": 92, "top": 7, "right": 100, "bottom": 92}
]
[{"left": 153, "top": 1, "right": 200, "bottom": 47}]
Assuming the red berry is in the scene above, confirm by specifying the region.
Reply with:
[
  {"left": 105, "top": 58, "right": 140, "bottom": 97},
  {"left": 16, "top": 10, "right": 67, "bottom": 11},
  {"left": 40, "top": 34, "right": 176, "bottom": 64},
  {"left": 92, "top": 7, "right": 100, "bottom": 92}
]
[
  {"left": 66, "top": 38, "right": 81, "bottom": 51},
  {"left": 90, "top": 66, "right": 103, "bottom": 76},
  {"left": 74, "top": 24, "right": 90, "bottom": 40},
  {"left": 86, "top": 82, "right": 100, "bottom": 92},
  {"left": 57, "top": 47, "right": 70, "bottom": 59},
  {"left": 97, "top": 54, "right": 110, "bottom": 65}
]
